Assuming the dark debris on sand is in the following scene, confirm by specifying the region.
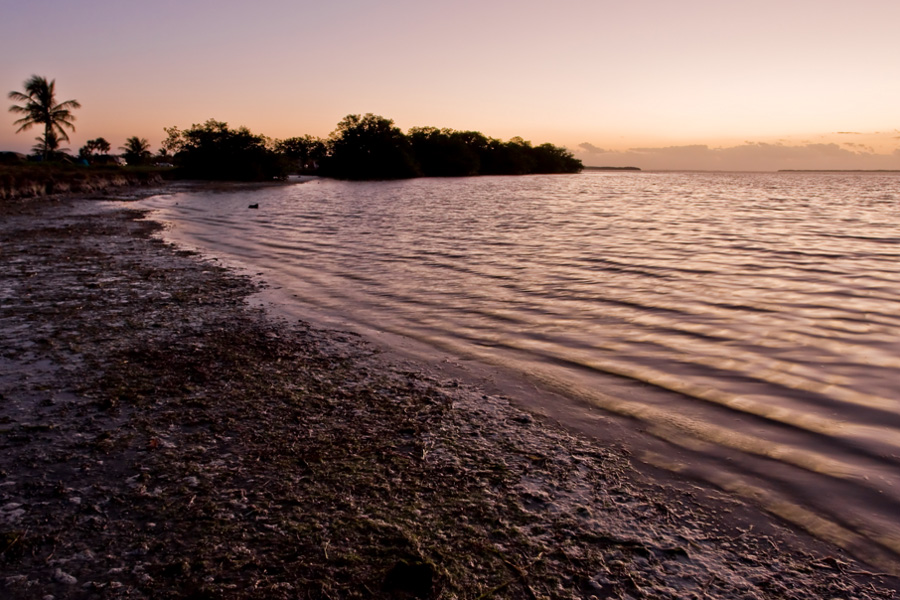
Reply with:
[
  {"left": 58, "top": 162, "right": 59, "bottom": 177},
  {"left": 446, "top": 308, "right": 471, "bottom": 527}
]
[{"left": 1, "top": 193, "right": 898, "bottom": 599}]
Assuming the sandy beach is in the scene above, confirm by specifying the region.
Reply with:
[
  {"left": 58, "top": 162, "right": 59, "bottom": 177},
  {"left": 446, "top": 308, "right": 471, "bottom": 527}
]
[{"left": 2, "top": 189, "right": 898, "bottom": 599}]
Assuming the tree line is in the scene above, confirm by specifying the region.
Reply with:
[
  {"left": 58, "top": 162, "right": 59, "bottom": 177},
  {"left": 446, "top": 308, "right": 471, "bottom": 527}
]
[
  {"left": 159, "top": 114, "right": 582, "bottom": 181},
  {"left": 317, "top": 114, "right": 583, "bottom": 180},
  {"left": 8, "top": 75, "right": 582, "bottom": 180}
]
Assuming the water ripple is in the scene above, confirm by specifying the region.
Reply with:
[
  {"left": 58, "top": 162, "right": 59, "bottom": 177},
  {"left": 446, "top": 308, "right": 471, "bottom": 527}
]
[{"left": 140, "top": 171, "right": 900, "bottom": 572}]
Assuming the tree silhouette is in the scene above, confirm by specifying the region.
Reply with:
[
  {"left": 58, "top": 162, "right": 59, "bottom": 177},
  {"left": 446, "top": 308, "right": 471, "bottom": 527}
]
[
  {"left": 322, "top": 117, "right": 581, "bottom": 180},
  {"left": 167, "top": 119, "right": 288, "bottom": 181},
  {"left": 8, "top": 75, "right": 81, "bottom": 161},
  {"left": 408, "top": 127, "right": 480, "bottom": 177},
  {"left": 120, "top": 136, "right": 152, "bottom": 166},
  {"left": 32, "top": 129, "right": 67, "bottom": 159},
  {"left": 158, "top": 115, "right": 579, "bottom": 181},
  {"left": 321, "top": 114, "right": 419, "bottom": 180},
  {"left": 531, "top": 142, "right": 583, "bottom": 174},
  {"left": 79, "top": 137, "right": 111, "bottom": 163},
  {"left": 275, "top": 135, "right": 326, "bottom": 173}
]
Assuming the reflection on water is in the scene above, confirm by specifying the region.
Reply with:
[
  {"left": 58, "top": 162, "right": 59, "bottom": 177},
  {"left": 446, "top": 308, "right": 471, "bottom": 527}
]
[{"left": 140, "top": 171, "right": 900, "bottom": 570}]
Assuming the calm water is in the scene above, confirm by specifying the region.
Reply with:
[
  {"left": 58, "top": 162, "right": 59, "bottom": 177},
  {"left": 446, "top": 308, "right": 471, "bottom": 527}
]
[{"left": 139, "top": 171, "right": 900, "bottom": 569}]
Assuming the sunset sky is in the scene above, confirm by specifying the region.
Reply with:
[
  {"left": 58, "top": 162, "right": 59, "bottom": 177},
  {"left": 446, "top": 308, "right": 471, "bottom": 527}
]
[{"left": 3, "top": 0, "right": 899, "bottom": 170}]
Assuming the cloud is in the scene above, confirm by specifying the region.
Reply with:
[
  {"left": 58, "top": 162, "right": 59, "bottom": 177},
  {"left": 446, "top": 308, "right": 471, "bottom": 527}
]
[
  {"left": 843, "top": 142, "right": 875, "bottom": 153},
  {"left": 836, "top": 131, "right": 862, "bottom": 135},
  {"left": 578, "top": 142, "right": 608, "bottom": 154}
]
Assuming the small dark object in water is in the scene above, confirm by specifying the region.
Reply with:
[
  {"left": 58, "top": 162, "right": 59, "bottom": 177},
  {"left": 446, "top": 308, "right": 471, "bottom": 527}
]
[{"left": 248, "top": 203, "right": 259, "bottom": 209}]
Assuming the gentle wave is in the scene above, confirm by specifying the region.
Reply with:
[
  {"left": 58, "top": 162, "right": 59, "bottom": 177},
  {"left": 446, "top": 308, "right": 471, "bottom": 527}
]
[{"left": 140, "top": 171, "right": 900, "bottom": 571}]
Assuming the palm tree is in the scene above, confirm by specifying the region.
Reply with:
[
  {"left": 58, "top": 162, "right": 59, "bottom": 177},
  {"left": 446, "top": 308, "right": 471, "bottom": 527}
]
[
  {"left": 120, "top": 136, "right": 152, "bottom": 166},
  {"left": 8, "top": 75, "right": 81, "bottom": 161},
  {"left": 33, "top": 130, "right": 64, "bottom": 158}
]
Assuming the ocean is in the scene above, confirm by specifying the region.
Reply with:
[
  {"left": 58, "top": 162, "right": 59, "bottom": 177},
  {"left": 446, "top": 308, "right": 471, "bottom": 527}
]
[{"left": 138, "top": 170, "right": 900, "bottom": 566}]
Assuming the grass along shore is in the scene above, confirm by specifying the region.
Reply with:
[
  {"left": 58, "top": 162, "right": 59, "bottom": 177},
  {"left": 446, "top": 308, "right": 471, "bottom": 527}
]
[
  {"left": 0, "top": 163, "right": 171, "bottom": 200},
  {"left": 1, "top": 190, "right": 898, "bottom": 599}
]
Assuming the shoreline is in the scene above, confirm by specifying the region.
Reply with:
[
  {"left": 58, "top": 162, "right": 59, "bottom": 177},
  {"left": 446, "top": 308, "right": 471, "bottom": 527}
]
[{"left": 2, "top": 191, "right": 898, "bottom": 598}]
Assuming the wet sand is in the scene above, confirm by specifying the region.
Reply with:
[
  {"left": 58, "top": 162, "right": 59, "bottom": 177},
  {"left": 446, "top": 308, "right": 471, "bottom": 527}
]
[{"left": 1, "top": 190, "right": 898, "bottom": 599}]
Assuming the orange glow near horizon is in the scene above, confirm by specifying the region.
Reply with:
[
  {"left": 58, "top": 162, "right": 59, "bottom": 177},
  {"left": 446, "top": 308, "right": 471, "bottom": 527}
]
[{"left": 2, "top": 0, "right": 899, "bottom": 171}]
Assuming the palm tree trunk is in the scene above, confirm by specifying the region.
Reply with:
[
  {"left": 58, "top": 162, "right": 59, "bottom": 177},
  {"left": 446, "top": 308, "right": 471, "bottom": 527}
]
[{"left": 43, "top": 122, "right": 51, "bottom": 162}]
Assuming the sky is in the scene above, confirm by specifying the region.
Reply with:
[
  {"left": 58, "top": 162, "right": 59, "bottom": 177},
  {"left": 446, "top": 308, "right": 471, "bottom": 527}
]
[{"left": 2, "top": 0, "right": 899, "bottom": 170}]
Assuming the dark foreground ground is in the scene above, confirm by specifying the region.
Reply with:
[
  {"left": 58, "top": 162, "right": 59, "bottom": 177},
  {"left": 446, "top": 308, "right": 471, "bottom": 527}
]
[{"left": 1, "top": 192, "right": 898, "bottom": 599}]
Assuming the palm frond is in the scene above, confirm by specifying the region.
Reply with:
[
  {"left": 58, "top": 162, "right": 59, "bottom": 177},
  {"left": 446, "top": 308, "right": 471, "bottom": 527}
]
[
  {"left": 50, "top": 122, "right": 72, "bottom": 142},
  {"left": 8, "top": 91, "right": 31, "bottom": 103},
  {"left": 13, "top": 117, "right": 36, "bottom": 132},
  {"left": 55, "top": 99, "right": 81, "bottom": 110}
]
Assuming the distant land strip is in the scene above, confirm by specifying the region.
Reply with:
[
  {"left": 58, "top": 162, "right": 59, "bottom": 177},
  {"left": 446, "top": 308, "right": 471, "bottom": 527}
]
[
  {"left": 778, "top": 169, "right": 900, "bottom": 173},
  {"left": 585, "top": 166, "right": 641, "bottom": 171}
]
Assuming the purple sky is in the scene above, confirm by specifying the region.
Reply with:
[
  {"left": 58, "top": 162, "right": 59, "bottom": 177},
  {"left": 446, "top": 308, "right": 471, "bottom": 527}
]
[{"left": 3, "top": 0, "right": 899, "bottom": 170}]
